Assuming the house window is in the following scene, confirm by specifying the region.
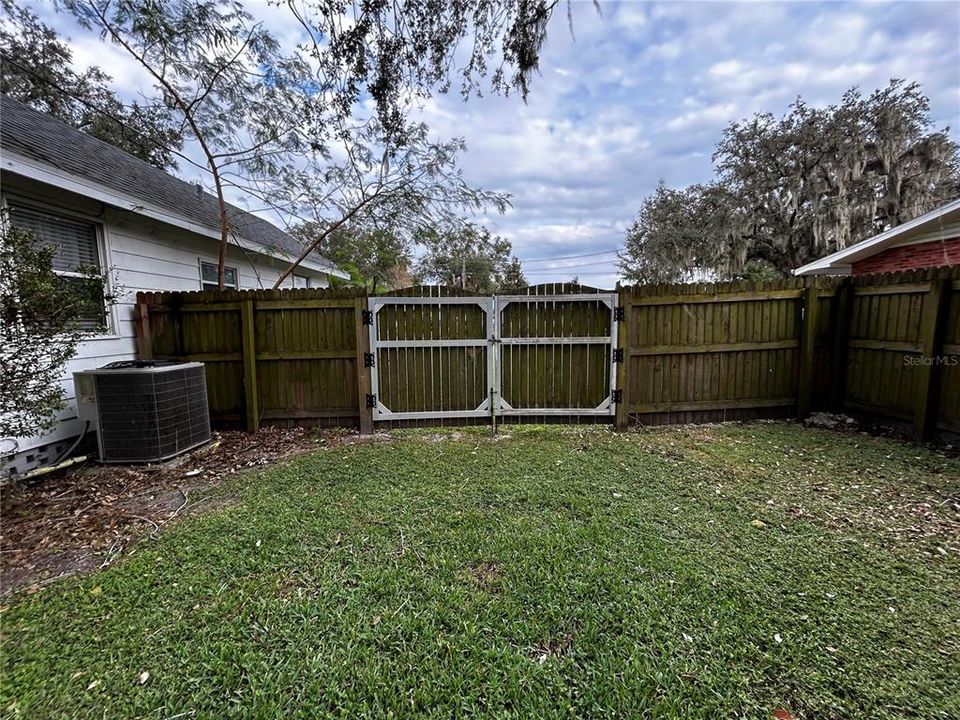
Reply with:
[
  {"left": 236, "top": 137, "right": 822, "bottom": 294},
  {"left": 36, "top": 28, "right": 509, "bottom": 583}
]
[
  {"left": 8, "top": 204, "right": 107, "bottom": 330},
  {"left": 293, "top": 274, "right": 310, "bottom": 289},
  {"left": 200, "top": 261, "right": 239, "bottom": 290}
]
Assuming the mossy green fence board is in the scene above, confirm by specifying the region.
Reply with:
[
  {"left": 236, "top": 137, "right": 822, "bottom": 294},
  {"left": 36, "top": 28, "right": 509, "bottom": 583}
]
[{"left": 138, "top": 287, "right": 368, "bottom": 429}]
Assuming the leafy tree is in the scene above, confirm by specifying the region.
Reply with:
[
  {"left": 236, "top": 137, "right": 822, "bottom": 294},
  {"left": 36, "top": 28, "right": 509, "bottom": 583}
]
[
  {"left": 0, "top": 1, "right": 181, "bottom": 169},
  {"left": 273, "top": 121, "right": 509, "bottom": 288},
  {"left": 498, "top": 257, "right": 528, "bottom": 293},
  {"left": 619, "top": 182, "right": 736, "bottom": 284},
  {"left": 620, "top": 81, "right": 960, "bottom": 281},
  {"left": 1, "top": 216, "right": 111, "bottom": 441},
  {"left": 60, "top": 0, "right": 568, "bottom": 289},
  {"left": 61, "top": 0, "right": 319, "bottom": 289},
  {"left": 415, "top": 224, "right": 518, "bottom": 292},
  {"left": 293, "top": 226, "right": 411, "bottom": 292}
]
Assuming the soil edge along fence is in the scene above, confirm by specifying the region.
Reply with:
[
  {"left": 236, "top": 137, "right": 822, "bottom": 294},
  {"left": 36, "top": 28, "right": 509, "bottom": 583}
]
[{"left": 135, "top": 267, "right": 959, "bottom": 441}]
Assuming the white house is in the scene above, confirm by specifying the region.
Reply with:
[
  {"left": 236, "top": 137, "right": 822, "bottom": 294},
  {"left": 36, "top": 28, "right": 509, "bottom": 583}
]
[{"left": 0, "top": 95, "right": 346, "bottom": 475}]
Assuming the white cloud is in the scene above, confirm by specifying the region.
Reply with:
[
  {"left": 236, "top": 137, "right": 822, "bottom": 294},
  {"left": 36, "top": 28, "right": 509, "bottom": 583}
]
[{"left": 22, "top": 0, "right": 960, "bottom": 286}]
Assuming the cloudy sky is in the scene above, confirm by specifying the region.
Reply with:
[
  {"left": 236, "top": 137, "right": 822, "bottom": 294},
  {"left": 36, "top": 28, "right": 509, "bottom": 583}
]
[{"left": 28, "top": 0, "right": 960, "bottom": 287}]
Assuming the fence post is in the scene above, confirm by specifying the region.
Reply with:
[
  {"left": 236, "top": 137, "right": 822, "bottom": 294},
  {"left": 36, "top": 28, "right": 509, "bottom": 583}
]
[
  {"left": 240, "top": 297, "right": 259, "bottom": 432},
  {"left": 615, "top": 287, "right": 628, "bottom": 430},
  {"left": 355, "top": 295, "right": 373, "bottom": 435},
  {"left": 914, "top": 277, "right": 948, "bottom": 441},
  {"left": 797, "top": 284, "right": 818, "bottom": 418},
  {"left": 134, "top": 295, "right": 153, "bottom": 360},
  {"left": 829, "top": 279, "right": 853, "bottom": 412}
]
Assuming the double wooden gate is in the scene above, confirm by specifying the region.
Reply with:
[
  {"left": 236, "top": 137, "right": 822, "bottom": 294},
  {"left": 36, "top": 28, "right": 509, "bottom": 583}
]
[{"left": 367, "top": 293, "right": 619, "bottom": 421}]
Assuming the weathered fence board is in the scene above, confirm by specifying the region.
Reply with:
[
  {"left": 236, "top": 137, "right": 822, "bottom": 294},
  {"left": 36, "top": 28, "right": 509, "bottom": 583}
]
[
  {"left": 135, "top": 269, "right": 960, "bottom": 440},
  {"left": 139, "top": 287, "right": 367, "bottom": 429},
  {"left": 619, "top": 277, "right": 823, "bottom": 426}
]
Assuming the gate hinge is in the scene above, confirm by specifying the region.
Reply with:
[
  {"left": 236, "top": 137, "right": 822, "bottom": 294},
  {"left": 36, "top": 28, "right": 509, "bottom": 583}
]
[
  {"left": 612, "top": 348, "right": 624, "bottom": 363},
  {"left": 612, "top": 389, "right": 623, "bottom": 404},
  {"left": 613, "top": 306, "right": 625, "bottom": 322},
  {"left": 361, "top": 309, "right": 373, "bottom": 325},
  {"left": 365, "top": 393, "right": 377, "bottom": 408},
  {"left": 363, "top": 352, "right": 375, "bottom": 367}
]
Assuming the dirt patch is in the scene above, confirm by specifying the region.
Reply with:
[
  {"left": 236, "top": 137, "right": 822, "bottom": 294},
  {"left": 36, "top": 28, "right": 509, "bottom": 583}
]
[
  {"left": 420, "top": 432, "right": 464, "bottom": 443},
  {"left": 1, "top": 427, "right": 356, "bottom": 594},
  {"left": 464, "top": 560, "right": 501, "bottom": 593},
  {"left": 529, "top": 633, "right": 575, "bottom": 664}
]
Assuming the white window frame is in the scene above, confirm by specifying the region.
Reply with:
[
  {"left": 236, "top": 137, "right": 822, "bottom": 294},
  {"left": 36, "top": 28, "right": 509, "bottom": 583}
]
[
  {"left": 199, "top": 259, "right": 240, "bottom": 290},
  {"left": 292, "top": 273, "right": 310, "bottom": 289},
  {"left": 1, "top": 193, "right": 118, "bottom": 337}
]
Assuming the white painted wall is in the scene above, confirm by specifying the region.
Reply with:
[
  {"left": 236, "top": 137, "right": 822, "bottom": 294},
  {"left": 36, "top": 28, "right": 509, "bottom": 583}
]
[{"left": 1, "top": 173, "right": 331, "bottom": 469}]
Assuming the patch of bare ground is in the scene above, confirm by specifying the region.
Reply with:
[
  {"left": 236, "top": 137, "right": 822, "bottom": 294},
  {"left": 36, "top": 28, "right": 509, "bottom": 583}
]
[
  {"left": 464, "top": 560, "right": 501, "bottom": 593},
  {"left": 1, "top": 427, "right": 365, "bottom": 594},
  {"left": 528, "top": 629, "right": 577, "bottom": 665}
]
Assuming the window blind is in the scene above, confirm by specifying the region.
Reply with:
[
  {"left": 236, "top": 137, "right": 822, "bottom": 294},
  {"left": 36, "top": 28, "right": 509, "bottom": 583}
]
[
  {"left": 9, "top": 205, "right": 100, "bottom": 273},
  {"left": 9, "top": 205, "right": 106, "bottom": 330}
]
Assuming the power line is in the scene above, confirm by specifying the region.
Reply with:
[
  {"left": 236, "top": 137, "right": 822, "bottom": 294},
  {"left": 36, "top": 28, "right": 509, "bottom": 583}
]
[
  {"left": 525, "top": 270, "right": 619, "bottom": 276},
  {"left": 521, "top": 259, "right": 618, "bottom": 270},
  {"left": 520, "top": 249, "right": 619, "bottom": 263}
]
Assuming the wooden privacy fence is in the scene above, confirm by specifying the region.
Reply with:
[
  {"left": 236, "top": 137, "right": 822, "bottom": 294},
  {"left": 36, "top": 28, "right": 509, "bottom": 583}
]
[
  {"left": 135, "top": 267, "right": 960, "bottom": 441},
  {"left": 135, "top": 287, "right": 370, "bottom": 432}
]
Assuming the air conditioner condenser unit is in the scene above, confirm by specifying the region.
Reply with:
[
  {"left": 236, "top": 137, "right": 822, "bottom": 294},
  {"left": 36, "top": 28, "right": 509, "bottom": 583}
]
[{"left": 73, "top": 360, "right": 211, "bottom": 463}]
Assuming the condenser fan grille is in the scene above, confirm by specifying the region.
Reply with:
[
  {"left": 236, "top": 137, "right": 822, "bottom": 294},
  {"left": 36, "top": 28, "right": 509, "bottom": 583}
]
[{"left": 93, "top": 364, "right": 211, "bottom": 462}]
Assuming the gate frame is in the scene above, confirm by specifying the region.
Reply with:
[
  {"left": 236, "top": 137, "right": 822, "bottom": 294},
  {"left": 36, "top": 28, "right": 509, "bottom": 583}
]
[
  {"left": 368, "top": 292, "right": 619, "bottom": 422},
  {"left": 367, "top": 295, "right": 496, "bottom": 421},
  {"left": 495, "top": 293, "right": 618, "bottom": 417}
]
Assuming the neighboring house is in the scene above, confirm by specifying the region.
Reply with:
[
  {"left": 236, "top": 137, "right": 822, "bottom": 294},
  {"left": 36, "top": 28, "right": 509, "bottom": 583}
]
[
  {"left": 1, "top": 95, "right": 346, "bottom": 475},
  {"left": 795, "top": 198, "right": 960, "bottom": 276}
]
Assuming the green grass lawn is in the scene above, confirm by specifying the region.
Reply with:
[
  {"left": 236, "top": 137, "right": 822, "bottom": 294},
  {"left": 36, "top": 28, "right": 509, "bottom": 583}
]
[{"left": 2, "top": 423, "right": 958, "bottom": 719}]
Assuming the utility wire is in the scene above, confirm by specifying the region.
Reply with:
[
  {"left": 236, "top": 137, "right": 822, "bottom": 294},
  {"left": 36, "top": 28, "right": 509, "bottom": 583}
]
[
  {"left": 521, "top": 259, "right": 618, "bottom": 270},
  {"left": 525, "top": 270, "right": 619, "bottom": 276},
  {"left": 520, "top": 249, "right": 619, "bottom": 263}
]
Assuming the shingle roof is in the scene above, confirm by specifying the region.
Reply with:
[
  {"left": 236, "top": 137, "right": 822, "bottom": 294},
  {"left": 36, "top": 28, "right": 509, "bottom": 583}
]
[{"left": 0, "top": 94, "right": 339, "bottom": 273}]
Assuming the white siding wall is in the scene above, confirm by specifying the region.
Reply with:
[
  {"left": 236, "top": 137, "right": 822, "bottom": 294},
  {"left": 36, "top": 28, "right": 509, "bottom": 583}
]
[{"left": 2, "top": 175, "right": 330, "bottom": 465}]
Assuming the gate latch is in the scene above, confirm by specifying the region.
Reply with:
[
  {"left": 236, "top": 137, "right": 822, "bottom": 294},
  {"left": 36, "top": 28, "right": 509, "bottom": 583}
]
[
  {"left": 361, "top": 309, "right": 373, "bottom": 325},
  {"left": 612, "top": 348, "right": 624, "bottom": 363},
  {"left": 365, "top": 393, "right": 377, "bottom": 408},
  {"left": 363, "top": 352, "right": 375, "bottom": 367},
  {"left": 613, "top": 306, "right": 625, "bottom": 322},
  {"left": 612, "top": 389, "right": 623, "bottom": 404}
]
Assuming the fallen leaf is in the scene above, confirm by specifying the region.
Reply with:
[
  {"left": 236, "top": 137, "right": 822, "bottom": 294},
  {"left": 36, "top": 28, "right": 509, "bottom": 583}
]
[
  {"left": 90, "top": 585, "right": 102, "bottom": 597},
  {"left": 772, "top": 710, "right": 794, "bottom": 720},
  {"left": 751, "top": 519, "right": 767, "bottom": 529},
  {"left": 86, "top": 680, "right": 100, "bottom": 691},
  {"left": 137, "top": 671, "right": 150, "bottom": 685},
  {"left": 774, "top": 633, "right": 783, "bottom": 644}
]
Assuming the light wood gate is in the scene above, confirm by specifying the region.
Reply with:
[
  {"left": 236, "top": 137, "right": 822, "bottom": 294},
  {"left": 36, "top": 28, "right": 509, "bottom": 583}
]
[{"left": 366, "top": 293, "right": 618, "bottom": 421}]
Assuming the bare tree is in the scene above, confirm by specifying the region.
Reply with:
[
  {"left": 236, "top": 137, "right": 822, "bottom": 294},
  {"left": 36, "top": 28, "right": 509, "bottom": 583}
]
[
  {"left": 265, "top": 120, "right": 509, "bottom": 288},
  {"left": 60, "top": 0, "right": 569, "bottom": 288}
]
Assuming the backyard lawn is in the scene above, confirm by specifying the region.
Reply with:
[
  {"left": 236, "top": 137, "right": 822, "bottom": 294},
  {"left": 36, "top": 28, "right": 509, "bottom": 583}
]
[{"left": 2, "top": 422, "right": 958, "bottom": 719}]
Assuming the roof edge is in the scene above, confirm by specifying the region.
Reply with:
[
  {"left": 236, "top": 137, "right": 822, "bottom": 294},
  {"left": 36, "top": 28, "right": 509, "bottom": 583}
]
[
  {"left": 1, "top": 149, "right": 348, "bottom": 279},
  {"left": 795, "top": 197, "right": 960, "bottom": 276}
]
